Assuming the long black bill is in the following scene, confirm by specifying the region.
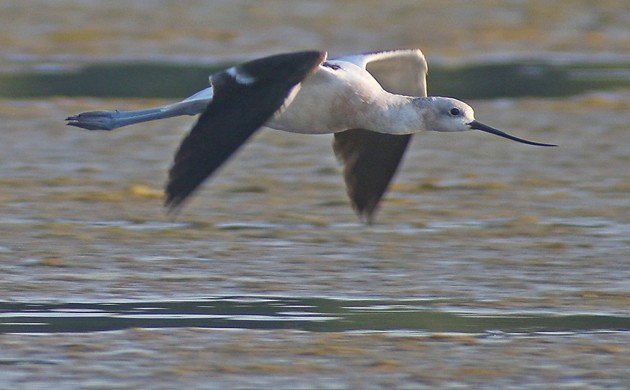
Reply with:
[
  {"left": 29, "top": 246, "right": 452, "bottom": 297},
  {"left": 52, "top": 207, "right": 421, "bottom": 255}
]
[{"left": 469, "top": 120, "right": 556, "bottom": 147}]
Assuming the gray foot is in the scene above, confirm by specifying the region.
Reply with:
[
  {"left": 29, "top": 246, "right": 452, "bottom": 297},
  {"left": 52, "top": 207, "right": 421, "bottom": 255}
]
[{"left": 66, "top": 110, "right": 120, "bottom": 131}]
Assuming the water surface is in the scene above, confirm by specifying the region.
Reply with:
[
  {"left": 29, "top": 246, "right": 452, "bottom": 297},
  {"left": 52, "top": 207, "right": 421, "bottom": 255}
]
[
  {"left": 2, "top": 296, "right": 628, "bottom": 334},
  {"left": 0, "top": 1, "right": 629, "bottom": 388}
]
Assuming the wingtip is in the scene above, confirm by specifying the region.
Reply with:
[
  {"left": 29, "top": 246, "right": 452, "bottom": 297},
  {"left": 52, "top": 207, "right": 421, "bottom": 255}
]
[
  {"left": 163, "top": 196, "right": 184, "bottom": 218},
  {"left": 163, "top": 189, "right": 184, "bottom": 212},
  {"left": 164, "top": 205, "right": 181, "bottom": 220},
  {"left": 355, "top": 206, "right": 378, "bottom": 225},
  {"left": 359, "top": 214, "right": 375, "bottom": 226}
]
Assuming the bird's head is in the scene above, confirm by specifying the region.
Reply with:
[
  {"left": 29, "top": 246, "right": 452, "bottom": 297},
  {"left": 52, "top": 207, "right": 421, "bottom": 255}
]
[{"left": 422, "top": 97, "right": 556, "bottom": 147}]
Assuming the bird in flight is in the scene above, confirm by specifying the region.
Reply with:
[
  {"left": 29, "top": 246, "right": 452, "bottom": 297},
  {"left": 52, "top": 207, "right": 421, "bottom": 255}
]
[{"left": 67, "top": 49, "right": 555, "bottom": 223}]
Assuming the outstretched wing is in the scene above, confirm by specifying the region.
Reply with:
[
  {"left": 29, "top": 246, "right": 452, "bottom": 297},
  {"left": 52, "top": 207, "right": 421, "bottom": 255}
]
[
  {"left": 165, "top": 51, "right": 327, "bottom": 212},
  {"left": 333, "top": 128, "right": 413, "bottom": 224},
  {"left": 332, "top": 49, "right": 428, "bottom": 222},
  {"left": 335, "top": 49, "right": 427, "bottom": 96}
]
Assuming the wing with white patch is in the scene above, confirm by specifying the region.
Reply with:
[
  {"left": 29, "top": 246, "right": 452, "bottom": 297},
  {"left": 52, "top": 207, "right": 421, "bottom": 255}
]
[
  {"left": 165, "top": 51, "right": 327, "bottom": 212},
  {"left": 332, "top": 49, "right": 427, "bottom": 222}
]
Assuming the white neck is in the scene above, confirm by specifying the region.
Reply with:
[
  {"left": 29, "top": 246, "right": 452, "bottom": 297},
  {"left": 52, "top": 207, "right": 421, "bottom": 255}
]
[{"left": 357, "top": 95, "right": 429, "bottom": 135}]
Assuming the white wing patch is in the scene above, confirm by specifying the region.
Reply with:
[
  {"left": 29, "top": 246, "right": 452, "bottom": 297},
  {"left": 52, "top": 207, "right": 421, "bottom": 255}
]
[{"left": 227, "top": 66, "right": 257, "bottom": 85}]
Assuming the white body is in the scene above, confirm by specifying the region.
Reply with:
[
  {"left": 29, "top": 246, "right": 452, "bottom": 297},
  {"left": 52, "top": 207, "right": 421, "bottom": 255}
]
[{"left": 267, "top": 61, "right": 418, "bottom": 135}]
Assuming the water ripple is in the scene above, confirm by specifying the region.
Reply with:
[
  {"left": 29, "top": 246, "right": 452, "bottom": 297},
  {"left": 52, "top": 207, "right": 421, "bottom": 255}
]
[{"left": 1, "top": 296, "right": 627, "bottom": 335}]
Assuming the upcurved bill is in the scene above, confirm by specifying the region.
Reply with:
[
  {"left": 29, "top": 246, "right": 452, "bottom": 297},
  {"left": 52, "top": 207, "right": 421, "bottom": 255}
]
[{"left": 469, "top": 120, "right": 557, "bottom": 147}]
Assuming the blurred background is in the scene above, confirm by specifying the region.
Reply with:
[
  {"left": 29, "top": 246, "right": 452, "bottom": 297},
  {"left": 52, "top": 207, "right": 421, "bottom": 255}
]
[
  {"left": 1, "top": 0, "right": 629, "bottom": 64},
  {"left": 0, "top": 1, "right": 628, "bottom": 388}
]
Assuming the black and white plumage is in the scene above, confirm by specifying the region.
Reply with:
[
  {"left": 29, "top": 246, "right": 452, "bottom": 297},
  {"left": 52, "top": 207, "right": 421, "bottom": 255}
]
[
  {"left": 67, "top": 49, "right": 555, "bottom": 223},
  {"left": 165, "top": 51, "right": 325, "bottom": 211}
]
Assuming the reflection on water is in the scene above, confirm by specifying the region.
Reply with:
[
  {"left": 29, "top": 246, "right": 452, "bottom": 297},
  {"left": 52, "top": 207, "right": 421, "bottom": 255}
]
[{"left": 1, "top": 296, "right": 628, "bottom": 334}]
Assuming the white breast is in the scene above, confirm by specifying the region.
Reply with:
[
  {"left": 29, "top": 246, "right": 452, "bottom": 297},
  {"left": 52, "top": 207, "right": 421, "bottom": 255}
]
[{"left": 265, "top": 62, "right": 390, "bottom": 134}]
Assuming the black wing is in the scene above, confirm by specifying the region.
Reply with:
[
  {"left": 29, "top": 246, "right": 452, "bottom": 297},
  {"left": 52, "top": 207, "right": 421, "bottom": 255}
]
[
  {"left": 332, "top": 50, "right": 427, "bottom": 223},
  {"left": 333, "top": 129, "right": 412, "bottom": 223},
  {"left": 165, "top": 51, "right": 326, "bottom": 212}
]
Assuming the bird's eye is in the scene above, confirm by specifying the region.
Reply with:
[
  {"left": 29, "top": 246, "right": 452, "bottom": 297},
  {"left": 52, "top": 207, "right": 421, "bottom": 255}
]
[{"left": 450, "top": 108, "right": 460, "bottom": 116}]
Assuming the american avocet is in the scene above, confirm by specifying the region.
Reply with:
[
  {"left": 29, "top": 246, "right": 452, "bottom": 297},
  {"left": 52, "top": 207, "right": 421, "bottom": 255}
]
[{"left": 67, "top": 50, "right": 555, "bottom": 223}]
